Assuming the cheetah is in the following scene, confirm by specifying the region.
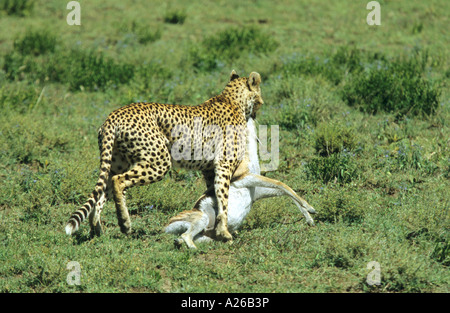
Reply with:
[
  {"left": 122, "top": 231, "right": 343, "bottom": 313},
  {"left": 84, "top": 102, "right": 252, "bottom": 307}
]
[
  {"left": 65, "top": 70, "right": 263, "bottom": 242},
  {"left": 164, "top": 117, "right": 316, "bottom": 249}
]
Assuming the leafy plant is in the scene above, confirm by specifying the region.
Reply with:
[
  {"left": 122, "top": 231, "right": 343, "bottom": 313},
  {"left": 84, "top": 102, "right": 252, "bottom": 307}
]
[
  {"left": 431, "top": 237, "right": 449, "bottom": 266},
  {"left": 305, "top": 152, "right": 359, "bottom": 184},
  {"left": 0, "top": 82, "right": 41, "bottom": 113},
  {"left": 314, "top": 187, "right": 364, "bottom": 224},
  {"left": 126, "top": 21, "right": 162, "bottom": 44},
  {"left": 342, "top": 51, "right": 441, "bottom": 118},
  {"left": 3, "top": 49, "right": 135, "bottom": 91},
  {"left": 164, "top": 10, "right": 187, "bottom": 24},
  {"left": 191, "top": 26, "right": 278, "bottom": 71},
  {"left": 137, "top": 28, "right": 162, "bottom": 44},
  {"left": 65, "top": 50, "right": 135, "bottom": 91},
  {"left": 0, "top": 0, "right": 34, "bottom": 16},
  {"left": 279, "top": 47, "right": 366, "bottom": 85},
  {"left": 14, "top": 30, "right": 57, "bottom": 56},
  {"left": 313, "top": 122, "right": 357, "bottom": 157}
]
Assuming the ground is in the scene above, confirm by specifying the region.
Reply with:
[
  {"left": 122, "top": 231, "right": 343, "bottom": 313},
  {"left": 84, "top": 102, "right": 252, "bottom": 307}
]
[{"left": 0, "top": 0, "right": 448, "bottom": 292}]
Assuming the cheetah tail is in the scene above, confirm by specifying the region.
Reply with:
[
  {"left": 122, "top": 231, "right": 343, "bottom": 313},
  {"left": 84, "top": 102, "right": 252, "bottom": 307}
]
[{"left": 65, "top": 123, "right": 115, "bottom": 236}]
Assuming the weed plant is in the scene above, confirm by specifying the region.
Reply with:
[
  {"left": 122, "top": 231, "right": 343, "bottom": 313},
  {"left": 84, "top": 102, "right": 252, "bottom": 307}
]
[
  {"left": 3, "top": 47, "right": 135, "bottom": 91},
  {"left": 190, "top": 26, "right": 278, "bottom": 71},
  {"left": 163, "top": 10, "right": 187, "bottom": 24},
  {"left": 13, "top": 30, "right": 57, "bottom": 56},
  {"left": 0, "top": 0, "right": 33, "bottom": 16},
  {"left": 342, "top": 51, "right": 441, "bottom": 118},
  {"left": 313, "top": 122, "right": 357, "bottom": 157},
  {"left": 305, "top": 152, "right": 359, "bottom": 184}
]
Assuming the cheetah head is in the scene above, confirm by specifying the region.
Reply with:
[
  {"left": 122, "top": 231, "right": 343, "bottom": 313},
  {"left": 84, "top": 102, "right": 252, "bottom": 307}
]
[{"left": 225, "top": 70, "right": 264, "bottom": 120}]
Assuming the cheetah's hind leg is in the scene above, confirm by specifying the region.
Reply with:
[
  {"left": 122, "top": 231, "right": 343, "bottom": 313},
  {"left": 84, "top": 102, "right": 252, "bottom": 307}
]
[
  {"left": 88, "top": 149, "right": 129, "bottom": 236},
  {"left": 111, "top": 144, "right": 172, "bottom": 234}
]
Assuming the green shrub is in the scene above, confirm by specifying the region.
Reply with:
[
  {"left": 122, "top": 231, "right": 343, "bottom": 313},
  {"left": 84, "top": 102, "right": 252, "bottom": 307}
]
[
  {"left": 431, "top": 237, "right": 449, "bottom": 266},
  {"left": 191, "top": 26, "right": 278, "bottom": 71},
  {"left": 264, "top": 76, "right": 321, "bottom": 131},
  {"left": 390, "top": 142, "right": 437, "bottom": 174},
  {"left": 313, "top": 122, "right": 356, "bottom": 157},
  {"left": 0, "top": 82, "right": 41, "bottom": 113},
  {"left": 163, "top": 10, "right": 187, "bottom": 24},
  {"left": 132, "top": 61, "right": 173, "bottom": 92},
  {"left": 279, "top": 47, "right": 366, "bottom": 85},
  {"left": 3, "top": 50, "right": 68, "bottom": 83},
  {"left": 3, "top": 49, "right": 135, "bottom": 91},
  {"left": 279, "top": 47, "right": 442, "bottom": 119},
  {"left": 3, "top": 50, "right": 63, "bottom": 82},
  {"left": 136, "top": 28, "right": 162, "bottom": 45},
  {"left": 0, "top": 116, "right": 69, "bottom": 166},
  {"left": 0, "top": 0, "right": 34, "bottom": 16},
  {"left": 305, "top": 152, "right": 359, "bottom": 184},
  {"left": 342, "top": 52, "right": 441, "bottom": 118},
  {"left": 279, "top": 106, "right": 314, "bottom": 131},
  {"left": 123, "top": 21, "right": 162, "bottom": 44},
  {"left": 65, "top": 50, "right": 135, "bottom": 91},
  {"left": 3, "top": 51, "right": 28, "bottom": 80},
  {"left": 14, "top": 30, "right": 57, "bottom": 56},
  {"left": 379, "top": 260, "right": 435, "bottom": 292},
  {"left": 314, "top": 187, "right": 364, "bottom": 224}
]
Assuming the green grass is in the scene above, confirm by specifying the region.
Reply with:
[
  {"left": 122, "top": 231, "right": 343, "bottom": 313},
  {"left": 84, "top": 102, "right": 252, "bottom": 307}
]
[
  {"left": 163, "top": 9, "right": 187, "bottom": 25},
  {"left": 0, "top": 0, "right": 449, "bottom": 293},
  {"left": 13, "top": 29, "right": 57, "bottom": 56},
  {"left": 0, "top": 0, "right": 34, "bottom": 17},
  {"left": 190, "top": 25, "right": 278, "bottom": 71}
]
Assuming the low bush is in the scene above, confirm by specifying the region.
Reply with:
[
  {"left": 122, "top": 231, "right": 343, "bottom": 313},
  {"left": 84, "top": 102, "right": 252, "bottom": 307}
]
[
  {"left": 13, "top": 30, "right": 57, "bottom": 56},
  {"left": 376, "top": 141, "right": 438, "bottom": 175},
  {"left": 342, "top": 51, "right": 441, "bottom": 118},
  {"left": 313, "top": 122, "right": 357, "bottom": 157},
  {"left": 279, "top": 47, "right": 366, "bottom": 85},
  {"left": 191, "top": 26, "right": 278, "bottom": 71},
  {"left": 136, "top": 28, "right": 162, "bottom": 45},
  {"left": 65, "top": 50, "right": 135, "bottom": 91},
  {"left": 279, "top": 48, "right": 441, "bottom": 118},
  {"left": 0, "top": 82, "right": 41, "bottom": 113},
  {"left": 163, "top": 10, "right": 187, "bottom": 24},
  {"left": 279, "top": 104, "right": 315, "bottom": 131},
  {"left": 3, "top": 49, "right": 135, "bottom": 91},
  {"left": 0, "top": 0, "right": 34, "bottom": 16},
  {"left": 305, "top": 152, "right": 359, "bottom": 184},
  {"left": 313, "top": 187, "right": 364, "bottom": 224},
  {"left": 431, "top": 237, "right": 449, "bottom": 266},
  {"left": 123, "top": 21, "right": 162, "bottom": 44}
]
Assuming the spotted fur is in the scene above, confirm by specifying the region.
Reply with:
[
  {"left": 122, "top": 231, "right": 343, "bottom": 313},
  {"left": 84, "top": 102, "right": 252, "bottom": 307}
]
[{"left": 65, "top": 71, "right": 263, "bottom": 241}]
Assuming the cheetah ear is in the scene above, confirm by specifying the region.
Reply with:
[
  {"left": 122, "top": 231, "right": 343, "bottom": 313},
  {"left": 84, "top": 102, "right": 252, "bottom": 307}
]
[
  {"left": 229, "top": 70, "right": 239, "bottom": 81},
  {"left": 248, "top": 72, "right": 261, "bottom": 91}
]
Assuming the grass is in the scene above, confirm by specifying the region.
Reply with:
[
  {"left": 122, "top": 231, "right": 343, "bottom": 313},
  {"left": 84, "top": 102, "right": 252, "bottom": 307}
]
[
  {"left": 341, "top": 50, "right": 442, "bottom": 118},
  {"left": 0, "top": 0, "right": 34, "bottom": 17},
  {"left": 0, "top": 0, "right": 448, "bottom": 293},
  {"left": 13, "top": 29, "right": 57, "bottom": 56},
  {"left": 190, "top": 26, "right": 278, "bottom": 71},
  {"left": 163, "top": 9, "right": 187, "bottom": 25}
]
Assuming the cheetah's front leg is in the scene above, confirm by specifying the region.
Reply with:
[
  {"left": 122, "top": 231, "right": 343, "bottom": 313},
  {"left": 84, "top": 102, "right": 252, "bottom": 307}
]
[{"left": 214, "top": 166, "right": 233, "bottom": 242}]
